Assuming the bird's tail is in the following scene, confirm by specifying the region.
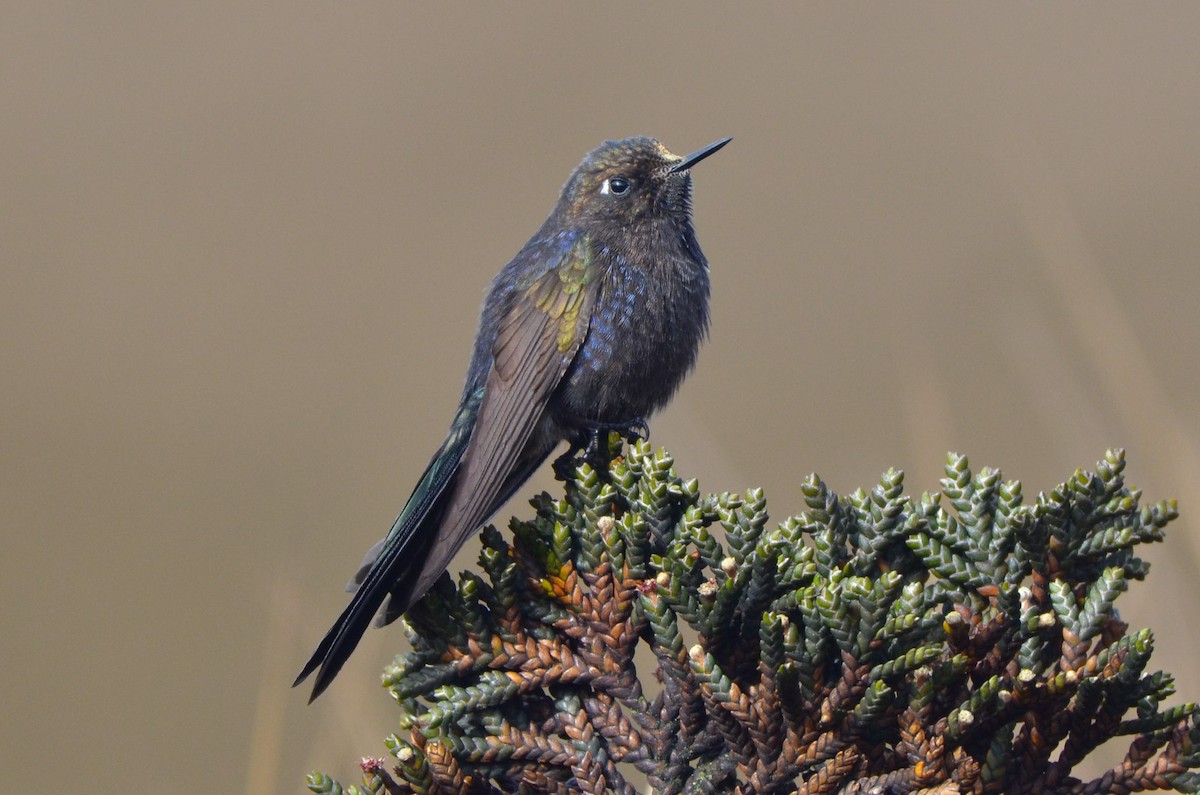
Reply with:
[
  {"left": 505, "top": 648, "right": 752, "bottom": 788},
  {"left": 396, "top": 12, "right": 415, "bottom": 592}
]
[
  {"left": 293, "top": 426, "right": 470, "bottom": 701},
  {"left": 292, "top": 517, "right": 438, "bottom": 702},
  {"left": 293, "top": 388, "right": 554, "bottom": 701}
]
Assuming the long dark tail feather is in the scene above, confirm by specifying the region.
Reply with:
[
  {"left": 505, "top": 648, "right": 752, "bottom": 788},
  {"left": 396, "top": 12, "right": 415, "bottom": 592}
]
[
  {"left": 294, "top": 424, "right": 471, "bottom": 701},
  {"left": 293, "top": 391, "right": 554, "bottom": 702},
  {"left": 291, "top": 576, "right": 396, "bottom": 702},
  {"left": 293, "top": 512, "right": 440, "bottom": 702}
]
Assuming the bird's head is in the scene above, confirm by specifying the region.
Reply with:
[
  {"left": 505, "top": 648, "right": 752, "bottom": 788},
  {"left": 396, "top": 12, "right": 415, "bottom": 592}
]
[{"left": 558, "top": 136, "right": 731, "bottom": 231}]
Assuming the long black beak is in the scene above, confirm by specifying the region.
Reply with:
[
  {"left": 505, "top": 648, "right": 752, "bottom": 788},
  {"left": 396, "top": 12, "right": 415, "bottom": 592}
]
[{"left": 670, "top": 137, "right": 733, "bottom": 173}]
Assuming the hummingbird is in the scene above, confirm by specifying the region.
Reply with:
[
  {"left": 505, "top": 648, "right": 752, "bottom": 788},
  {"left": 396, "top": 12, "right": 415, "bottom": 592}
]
[{"left": 295, "top": 136, "right": 730, "bottom": 701}]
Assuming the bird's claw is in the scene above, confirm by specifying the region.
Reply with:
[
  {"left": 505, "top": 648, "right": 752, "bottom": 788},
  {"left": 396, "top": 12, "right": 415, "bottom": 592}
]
[
  {"left": 620, "top": 417, "right": 650, "bottom": 443},
  {"left": 571, "top": 415, "right": 649, "bottom": 444},
  {"left": 555, "top": 416, "right": 650, "bottom": 478},
  {"left": 552, "top": 448, "right": 579, "bottom": 481}
]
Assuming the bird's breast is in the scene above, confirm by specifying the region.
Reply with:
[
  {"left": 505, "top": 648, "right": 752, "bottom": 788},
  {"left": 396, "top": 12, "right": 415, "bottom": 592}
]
[{"left": 558, "top": 247, "right": 709, "bottom": 422}]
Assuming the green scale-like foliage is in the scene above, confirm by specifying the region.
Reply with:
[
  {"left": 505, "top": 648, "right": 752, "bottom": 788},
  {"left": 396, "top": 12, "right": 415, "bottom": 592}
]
[{"left": 308, "top": 442, "right": 1199, "bottom": 794}]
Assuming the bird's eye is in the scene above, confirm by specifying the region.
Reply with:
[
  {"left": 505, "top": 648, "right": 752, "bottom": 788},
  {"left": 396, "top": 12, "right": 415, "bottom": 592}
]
[{"left": 602, "top": 177, "right": 631, "bottom": 196}]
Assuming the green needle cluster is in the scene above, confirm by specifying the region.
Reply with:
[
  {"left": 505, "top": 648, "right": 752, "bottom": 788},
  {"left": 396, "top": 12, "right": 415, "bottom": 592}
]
[{"left": 309, "top": 442, "right": 1199, "bottom": 794}]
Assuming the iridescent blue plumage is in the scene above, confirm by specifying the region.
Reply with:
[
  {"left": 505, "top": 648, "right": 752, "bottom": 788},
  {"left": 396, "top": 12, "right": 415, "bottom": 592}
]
[{"left": 295, "top": 136, "right": 729, "bottom": 701}]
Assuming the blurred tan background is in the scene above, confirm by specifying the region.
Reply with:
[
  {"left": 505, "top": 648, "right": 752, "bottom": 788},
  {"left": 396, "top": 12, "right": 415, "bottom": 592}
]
[{"left": 4, "top": 3, "right": 1199, "bottom": 793}]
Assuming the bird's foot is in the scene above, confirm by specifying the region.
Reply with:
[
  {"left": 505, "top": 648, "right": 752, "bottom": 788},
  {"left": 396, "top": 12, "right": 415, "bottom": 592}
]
[
  {"left": 572, "top": 416, "right": 649, "bottom": 445},
  {"left": 614, "top": 417, "right": 650, "bottom": 444},
  {"left": 556, "top": 416, "right": 649, "bottom": 476},
  {"left": 552, "top": 446, "right": 581, "bottom": 481}
]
